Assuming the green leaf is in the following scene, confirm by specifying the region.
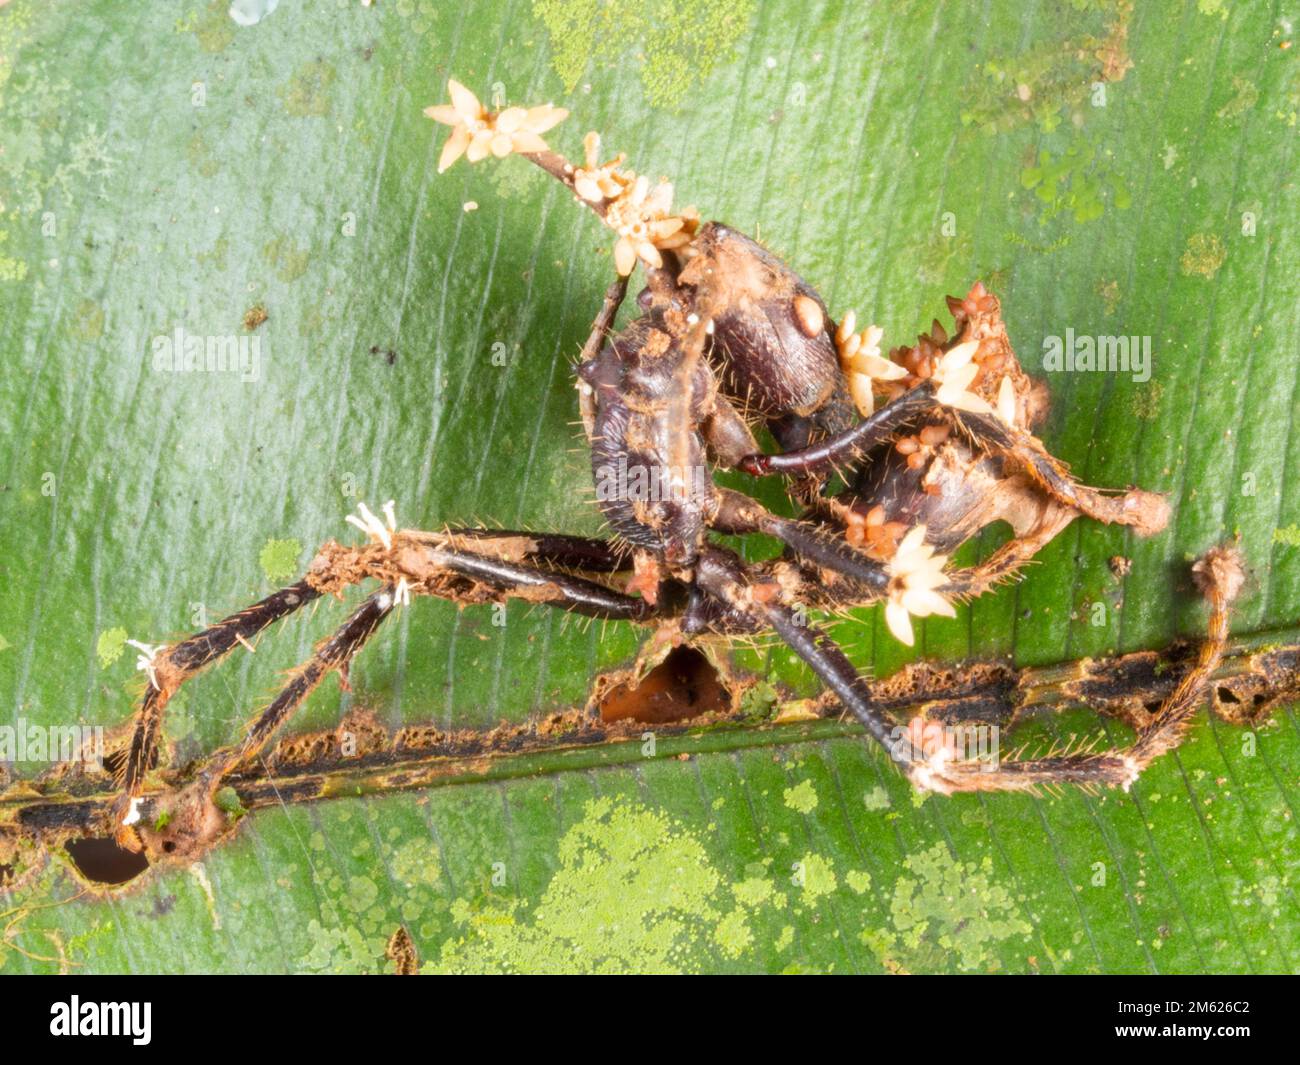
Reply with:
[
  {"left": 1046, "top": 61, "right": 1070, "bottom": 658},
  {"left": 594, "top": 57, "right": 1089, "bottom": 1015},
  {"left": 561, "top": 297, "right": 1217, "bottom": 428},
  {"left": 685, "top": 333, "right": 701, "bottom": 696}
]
[{"left": 2, "top": 0, "right": 1298, "bottom": 974}]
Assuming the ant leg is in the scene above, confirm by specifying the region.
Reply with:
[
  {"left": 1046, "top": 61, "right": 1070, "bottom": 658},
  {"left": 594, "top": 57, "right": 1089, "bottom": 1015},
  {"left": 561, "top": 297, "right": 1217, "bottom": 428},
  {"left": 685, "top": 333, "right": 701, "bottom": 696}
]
[
  {"left": 438, "top": 528, "right": 635, "bottom": 573},
  {"left": 201, "top": 587, "right": 397, "bottom": 781},
  {"left": 579, "top": 276, "right": 629, "bottom": 362},
  {"left": 952, "top": 410, "right": 1169, "bottom": 536},
  {"left": 941, "top": 500, "right": 1079, "bottom": 601},
  {"left": 910, "top": 547, "right": 1244, "bottom": 795},
  {"left": 418, "top": 545, "right": 654, "bottom": 620},
  {"left": 701, "top": 544, "right": 1244, "bottom": 796},
  {"left": 712, "top": 489, "right": 889, "bottom": 593},
  {"left": 116, "top": 580, "right": 322, "bottom": 815},
  {"left": 695, "top": 547, "right": 900, "bottom": 754},
  {"left": 115, "top": 521, "right": 648, "bottom": 845},
  {"left": 116, "top": 539, "right": 665, "bottom": 848},
  {"left": 307, "top": 536, "right": 655, "bottom": 621},
  {"left": 740, "top": 384, "right": 1168, "bottom": 539},
  {"left": 738, "top": 383, "right": 937, "bottom": 477},
  {"left": 210, "top": 547, "right": 666, "bottom": 774},
  {"left": 576, "top": 275, "right": 629, "bottom": 438},
  {"left": 940, "top": 539, "right": 1052, "bottom": 601}
]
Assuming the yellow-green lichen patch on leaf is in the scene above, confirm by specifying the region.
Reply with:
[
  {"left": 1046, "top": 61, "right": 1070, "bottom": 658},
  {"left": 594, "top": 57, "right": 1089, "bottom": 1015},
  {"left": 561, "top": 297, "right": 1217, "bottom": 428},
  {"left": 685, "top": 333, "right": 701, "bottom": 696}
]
[
  {"left": 96, "top": 627, "right": 128, "bottom": 669},
  {"left": 532, "top": 0, "right": 754, "bottom": 110},
  {"left": 713, "top": 908, "right": 753, "bottom": 958},
  {"left": 293, "top": 808, "right": 450, "bottom": 974},
  {"left": 0, "top": 226, "right": 30, "bottom": 282},
  {"left": 0, "top": 3, "right": 75, "bottom": 215},
  {"left": 391, "top": 0, "right": 440, "bottom": 36},
  {"left": 388, "top": 837, "right": 443, "bottom": 898},
  {"left": 846, "top": 869, "right": 872, "bottom": 895},
  {"left": 783, "top": 779, "right": 818, "bottom": 814},
  {"left": 1180, "top": 233, "right": 1227, "bottom": 279},
  {"left": 960, "top": 0, "right": 1133, "bottom": 135},
  {"left": 1231, "top": 873, "right": 1286, "bottom": 920},
  {"left": 302, "top": 918, "right": 381, "bottom": 973},
  {"left": 732, "top": 875, "right": 774, "bottom": 908},
  {"left": 1098, "top": 278, "right": 1121, "bottom": 314},
  {"left": 1128, "top": 378, "right": 1165, "bottom": 421},
  {"left": 258, "top": 538, "right": 302, "bottom": 582},
  {"left": 489, "top": 154, "right": 548, "bottom": 201},
  {"left": 795, "top": 853, "right": 837, "bottom": 902},
  {"left": 429, "top": 797, "right": 733, "bottom": 973},
  {"left": 68, "top": 299, "right": 104, "bottom": 341},
  {"left": 1020, "top": 137, "right": 1131, "bottom": 224},
  {"left": 863, "top": 843, "right": 1032, "bottom": 974},
  {"left": 862, "top": 786, "right": 891, "bottom": 812},
  {"left": 187, "top": 132, "right": 221, "bottom": 178}
]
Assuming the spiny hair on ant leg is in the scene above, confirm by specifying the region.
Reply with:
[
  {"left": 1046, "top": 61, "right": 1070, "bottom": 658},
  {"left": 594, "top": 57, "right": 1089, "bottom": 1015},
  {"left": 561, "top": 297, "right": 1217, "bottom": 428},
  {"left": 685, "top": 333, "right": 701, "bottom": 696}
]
[{"left": 110, "top": 80, "right": 1231, "bottom": 863}]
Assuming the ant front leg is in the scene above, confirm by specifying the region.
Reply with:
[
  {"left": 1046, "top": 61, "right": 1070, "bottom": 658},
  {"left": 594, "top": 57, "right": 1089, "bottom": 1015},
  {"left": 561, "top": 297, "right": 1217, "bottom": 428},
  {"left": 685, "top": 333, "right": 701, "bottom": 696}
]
[{"left": 124, "top": 587, "right": 400, "bottom": 861}]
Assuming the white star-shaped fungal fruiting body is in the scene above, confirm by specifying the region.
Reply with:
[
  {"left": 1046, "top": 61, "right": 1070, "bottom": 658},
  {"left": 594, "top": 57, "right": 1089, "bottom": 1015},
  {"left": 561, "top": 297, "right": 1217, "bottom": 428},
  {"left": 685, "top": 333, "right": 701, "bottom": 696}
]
[
  {"left": 125, "top": 640, "right": 166, "bottom": 691},
  {"left": 930, "top": 340, "right": 995, "bottom": 415},
  {"left": 834, "top": 311, "right": 907, "bottom": 417},
  {"left": 424, "top": 80, "right": 568, "bottom": 174},
  {"left": 567, "top": 132, "right": 698, "bottom": 275},
  {"left": 995, "top": 374, "right": 1017, "bottom": 427},
  {"left": 883, "top": 525, "right": 956, "bottom": 646},
  {"left": 604, "top": 174, "right": 694, "bottom": 276},
  {"left": 573, "top": 132, "right": 630, "bottom": 203},
  {"left": 345, "top": 500, "right": 397, "bottom": 550}
]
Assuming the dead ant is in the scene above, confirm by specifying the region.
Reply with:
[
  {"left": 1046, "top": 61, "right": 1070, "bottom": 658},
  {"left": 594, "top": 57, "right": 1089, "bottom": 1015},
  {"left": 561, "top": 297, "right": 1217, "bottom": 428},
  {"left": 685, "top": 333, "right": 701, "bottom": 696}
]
[{"left": 109, "top": 82, "right": 1242, "bottom": 860}]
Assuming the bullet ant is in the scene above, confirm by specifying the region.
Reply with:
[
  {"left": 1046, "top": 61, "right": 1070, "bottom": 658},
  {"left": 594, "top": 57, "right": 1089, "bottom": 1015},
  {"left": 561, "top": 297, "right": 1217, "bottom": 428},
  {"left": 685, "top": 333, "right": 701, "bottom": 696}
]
[{"left": 110, "top": 82, "right": 1241, "bottom": 859}]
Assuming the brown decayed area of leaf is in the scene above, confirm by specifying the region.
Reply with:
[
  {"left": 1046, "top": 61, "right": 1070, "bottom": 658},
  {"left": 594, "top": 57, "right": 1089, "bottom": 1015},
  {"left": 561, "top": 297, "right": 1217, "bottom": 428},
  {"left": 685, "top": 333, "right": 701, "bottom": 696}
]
[
  {"left": 596, "top": 645, "right": 732, "bottom": 723},
  {"left": 3, "top": 628, "right": 1296, "bottom": 891}
]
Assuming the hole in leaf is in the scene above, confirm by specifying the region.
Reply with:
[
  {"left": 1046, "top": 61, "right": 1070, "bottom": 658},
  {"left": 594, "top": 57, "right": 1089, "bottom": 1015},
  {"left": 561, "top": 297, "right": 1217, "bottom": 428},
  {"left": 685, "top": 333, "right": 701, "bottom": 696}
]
[
  {"left": 65, "top": 837, "right": 150, "bottom": 885},
  {"left": 598, "top": 646, "right": 730, "bottom": 724},
  {"left": 1217, "top": 686, "right": 1240, "bottom": 704}
]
